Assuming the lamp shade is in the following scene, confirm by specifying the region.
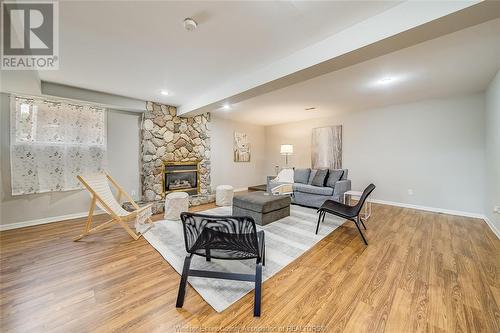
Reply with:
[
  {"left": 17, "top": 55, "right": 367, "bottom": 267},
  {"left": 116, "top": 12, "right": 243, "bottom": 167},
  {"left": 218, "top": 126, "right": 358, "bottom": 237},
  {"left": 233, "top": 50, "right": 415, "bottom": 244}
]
[{"left": 280, "top": 144, "right": 294, "bottom": 155}]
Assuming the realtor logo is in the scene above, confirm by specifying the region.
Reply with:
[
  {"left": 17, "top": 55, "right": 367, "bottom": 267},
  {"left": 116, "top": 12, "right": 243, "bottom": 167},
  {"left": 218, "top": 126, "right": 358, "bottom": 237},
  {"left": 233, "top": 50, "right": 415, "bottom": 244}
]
[{"left": 1, "top": 1, "right": 59, "bottom": 70}]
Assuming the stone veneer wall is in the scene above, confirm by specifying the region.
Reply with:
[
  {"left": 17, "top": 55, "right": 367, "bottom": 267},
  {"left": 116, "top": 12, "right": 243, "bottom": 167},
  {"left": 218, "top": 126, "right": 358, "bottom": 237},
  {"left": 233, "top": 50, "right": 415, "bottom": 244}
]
[{"left": 141, "top": 101, "right": 212, "bottom": 211}]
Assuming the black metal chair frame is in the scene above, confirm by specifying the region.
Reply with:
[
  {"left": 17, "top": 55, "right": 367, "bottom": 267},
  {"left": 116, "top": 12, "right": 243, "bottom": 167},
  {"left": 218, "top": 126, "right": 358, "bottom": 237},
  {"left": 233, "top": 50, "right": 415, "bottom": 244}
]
[
  {"left": 316, "top": 184, "right": 376, "bottom": 245},
  {"left": 176, "top": 212, "right": 265, "bottom": 317}
]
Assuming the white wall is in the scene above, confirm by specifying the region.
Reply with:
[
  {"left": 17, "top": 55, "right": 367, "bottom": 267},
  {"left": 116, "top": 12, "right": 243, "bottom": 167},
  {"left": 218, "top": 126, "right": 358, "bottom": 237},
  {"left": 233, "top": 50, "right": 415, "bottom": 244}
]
[
  {"left": 0, "top": 70, "right": 41, "bottom": 95},
  {"left": 211, "top": 116, "right": 267, "bottom": 190},
  {"left": 0, "top": 93, "right": 141, "bottom": 228},
  {"left": 106, "top": 110, "right": 142, "bottom": 199},
  {"left": 485, "top": 71, "right": 500, "bottom": 235},
  {"left": 265, "top": 94, "right": 486, "bottom": 215}
]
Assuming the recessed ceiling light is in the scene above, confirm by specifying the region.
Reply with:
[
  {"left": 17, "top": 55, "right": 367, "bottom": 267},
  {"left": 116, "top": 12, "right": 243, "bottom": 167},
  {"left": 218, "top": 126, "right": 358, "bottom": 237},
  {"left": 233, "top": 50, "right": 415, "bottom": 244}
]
[
  {"left": 222, "top": 104, "right": 231, "bottom": 110},
  {"left": 377, "top": 77, "right": 395, "bottom": 84},
  {"left": 305, "top": 107, "right": 317, "bottom": 111},
  {"left": 368, "top": 74, "right": 411, "bottom": 90},
  {"left": 160, "top": 90, "right": 169, "bottom": 96}
]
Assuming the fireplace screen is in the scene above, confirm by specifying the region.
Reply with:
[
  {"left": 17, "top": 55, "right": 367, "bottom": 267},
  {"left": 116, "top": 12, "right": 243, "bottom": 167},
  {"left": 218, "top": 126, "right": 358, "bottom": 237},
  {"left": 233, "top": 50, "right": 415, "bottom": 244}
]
[{"left": 164, "top": 162, "right": 199, "bottom": 196}]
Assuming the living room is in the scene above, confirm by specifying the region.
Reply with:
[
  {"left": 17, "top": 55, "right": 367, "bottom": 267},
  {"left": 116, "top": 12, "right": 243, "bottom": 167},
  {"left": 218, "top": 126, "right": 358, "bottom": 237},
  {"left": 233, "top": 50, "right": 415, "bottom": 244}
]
[{"left": 1, "top": 1, "right": 499, "bottom": 332}]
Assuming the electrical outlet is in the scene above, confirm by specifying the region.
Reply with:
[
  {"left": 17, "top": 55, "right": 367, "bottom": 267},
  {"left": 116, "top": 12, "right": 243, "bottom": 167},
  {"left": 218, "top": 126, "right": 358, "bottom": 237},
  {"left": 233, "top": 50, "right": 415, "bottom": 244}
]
[
  {"left": 131, "top": 190, "right": 137, "bottom": 198},
  {"left": 494, "top": 206, "right": 500, "bottom": 214},
  {"left": 407, "top": 189, "right": 414, "bottom": 196}
]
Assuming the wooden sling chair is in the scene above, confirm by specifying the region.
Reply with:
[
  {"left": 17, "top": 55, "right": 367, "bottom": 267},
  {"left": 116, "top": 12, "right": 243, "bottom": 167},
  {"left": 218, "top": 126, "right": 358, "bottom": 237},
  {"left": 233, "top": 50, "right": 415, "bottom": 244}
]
[{"left": 74, "top": 172, "right": 153, "bottom": 241}]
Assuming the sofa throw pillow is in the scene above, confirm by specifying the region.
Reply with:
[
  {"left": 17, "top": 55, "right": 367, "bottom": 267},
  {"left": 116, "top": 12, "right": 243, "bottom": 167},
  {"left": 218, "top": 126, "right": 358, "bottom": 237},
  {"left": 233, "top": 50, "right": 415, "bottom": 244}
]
[
  {"left": 308, "top": 169, "right": 318, "bottom": 184},
  {"left": 326, "top": 169, "right": 344, "bottom": 188},
  {"left": 294, "top": 168, "right": 310, "bottom": 184},
  {"left": 311, "top": 169, "right": 329, "bottom": 187}
]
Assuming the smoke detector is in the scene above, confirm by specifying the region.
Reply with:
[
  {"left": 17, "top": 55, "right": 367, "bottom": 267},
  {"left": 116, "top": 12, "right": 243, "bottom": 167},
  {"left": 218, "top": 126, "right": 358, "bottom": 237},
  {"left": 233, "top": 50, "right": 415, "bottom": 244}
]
[{"left": 183, "top": 18, "right": 198, "bottom": 31}]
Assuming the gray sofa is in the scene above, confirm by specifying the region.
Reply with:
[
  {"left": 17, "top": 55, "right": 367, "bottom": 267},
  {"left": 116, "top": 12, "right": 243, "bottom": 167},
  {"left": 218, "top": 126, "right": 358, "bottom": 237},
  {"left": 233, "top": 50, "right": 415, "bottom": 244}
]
[{"left": 267, "top": 168, "right": 351, "bottom": 208}]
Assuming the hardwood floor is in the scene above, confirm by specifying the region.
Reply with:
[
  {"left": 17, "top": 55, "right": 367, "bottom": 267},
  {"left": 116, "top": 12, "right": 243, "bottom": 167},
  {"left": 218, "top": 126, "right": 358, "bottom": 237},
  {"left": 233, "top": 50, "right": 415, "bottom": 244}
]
[{"left": 1, "top": 202, "right": 499, "bottom": 332}]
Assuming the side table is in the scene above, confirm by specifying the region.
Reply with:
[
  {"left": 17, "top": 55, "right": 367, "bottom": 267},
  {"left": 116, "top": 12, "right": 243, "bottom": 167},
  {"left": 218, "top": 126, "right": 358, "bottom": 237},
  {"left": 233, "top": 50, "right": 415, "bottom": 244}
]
[{"left": 344, "top": 190, "right": 372, "bottom": 220}]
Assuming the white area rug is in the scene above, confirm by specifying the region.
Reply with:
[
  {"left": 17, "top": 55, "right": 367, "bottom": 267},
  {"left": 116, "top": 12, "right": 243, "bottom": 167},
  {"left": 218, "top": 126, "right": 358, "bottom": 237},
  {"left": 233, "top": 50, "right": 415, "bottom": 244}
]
[{"left": 142, "top": 205, "right": 344, "bottom": 312}]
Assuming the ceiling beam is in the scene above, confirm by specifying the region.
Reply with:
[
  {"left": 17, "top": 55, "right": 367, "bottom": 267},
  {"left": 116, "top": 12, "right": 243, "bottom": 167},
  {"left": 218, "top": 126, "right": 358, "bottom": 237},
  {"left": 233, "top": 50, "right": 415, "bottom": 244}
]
[
  {"left": 178, "top": 0, "right": 500, "bottom": 117},
  {"left": 41, "top": 81, "right": 146, "bottom": 112}
]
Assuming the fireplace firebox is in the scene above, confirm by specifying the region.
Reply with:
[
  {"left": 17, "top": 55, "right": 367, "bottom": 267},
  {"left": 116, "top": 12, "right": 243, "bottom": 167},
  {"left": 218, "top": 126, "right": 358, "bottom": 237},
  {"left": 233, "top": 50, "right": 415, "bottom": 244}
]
[{"left": 163, "top": 161, "right": 200, "bottom": 196}]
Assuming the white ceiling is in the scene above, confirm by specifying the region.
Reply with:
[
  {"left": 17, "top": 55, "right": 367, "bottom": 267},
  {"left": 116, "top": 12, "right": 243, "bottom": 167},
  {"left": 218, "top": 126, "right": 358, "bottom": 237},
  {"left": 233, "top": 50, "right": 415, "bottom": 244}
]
[
  {"left": 39, "top": 1, "right": 401, "bottom": 106},
  {"left": 212, "top": 18, "right": 500, "bottom": 125}
]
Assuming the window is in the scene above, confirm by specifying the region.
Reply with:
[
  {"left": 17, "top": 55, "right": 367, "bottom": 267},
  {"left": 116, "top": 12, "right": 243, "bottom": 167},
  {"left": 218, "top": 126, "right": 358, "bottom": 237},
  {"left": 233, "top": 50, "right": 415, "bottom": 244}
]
[{"left": 10, "top": 96, "right": 107, "bottom": 195}]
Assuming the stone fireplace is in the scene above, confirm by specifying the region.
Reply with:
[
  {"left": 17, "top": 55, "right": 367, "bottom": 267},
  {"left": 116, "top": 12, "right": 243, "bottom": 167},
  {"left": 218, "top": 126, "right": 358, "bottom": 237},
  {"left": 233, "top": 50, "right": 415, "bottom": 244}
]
[{"left": 141, "top": 101, "right": 213, "bottom": 213}]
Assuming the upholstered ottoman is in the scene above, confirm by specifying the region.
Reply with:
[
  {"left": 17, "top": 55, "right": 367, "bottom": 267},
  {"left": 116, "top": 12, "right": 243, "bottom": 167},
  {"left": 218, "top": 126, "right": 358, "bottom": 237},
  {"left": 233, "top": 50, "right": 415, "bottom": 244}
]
[
  {"left": 233, "top": 192, "right": 291, "bottom": 226},
  {"left": 216, "top": 185, "right": 234, "bottom": 206},
  {"left": 164, "top": 192, "right": 189, "bottom": 220}
]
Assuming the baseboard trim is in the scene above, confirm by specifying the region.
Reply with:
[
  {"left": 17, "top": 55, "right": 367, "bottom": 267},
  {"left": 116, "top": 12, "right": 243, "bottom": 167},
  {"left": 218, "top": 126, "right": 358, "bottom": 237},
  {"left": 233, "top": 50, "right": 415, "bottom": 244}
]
[
  {"left": 482, "top": 216, "right": 500, "bottom": 239},
  {"left": 371, "top": 198, "right": 499, "bottom": 239},
  {"left": 0, "top": 210, "right": 105, "bottom": 232},
  {"left": 370, "top": 198, "right": 485, "bottom": 218}
]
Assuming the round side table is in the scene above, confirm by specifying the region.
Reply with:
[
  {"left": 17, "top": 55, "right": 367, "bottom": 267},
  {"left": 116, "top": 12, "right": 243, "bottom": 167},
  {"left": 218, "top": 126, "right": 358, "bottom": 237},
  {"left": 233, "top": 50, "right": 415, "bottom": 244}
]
[{"left": 343, "top": 190, "right": 372, "bottom": 219}]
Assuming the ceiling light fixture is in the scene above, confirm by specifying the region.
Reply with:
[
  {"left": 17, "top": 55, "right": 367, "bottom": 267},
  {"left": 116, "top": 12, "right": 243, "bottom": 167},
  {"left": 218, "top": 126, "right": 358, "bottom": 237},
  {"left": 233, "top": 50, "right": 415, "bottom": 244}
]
[
  {"left": 183, "top": 18, "right": 198, "bottom": 31},
  {"left": 377, "top": 77, "right": 396, "bottom": 84},
  {"left": 368, "top": 74, "right": 410, "bottom": 90},
  {"left": 160, "top": 90, "right": 169, "bottom": 96},
  {"left": 222, "top": 104, "right": 231, "bottom": 110}
]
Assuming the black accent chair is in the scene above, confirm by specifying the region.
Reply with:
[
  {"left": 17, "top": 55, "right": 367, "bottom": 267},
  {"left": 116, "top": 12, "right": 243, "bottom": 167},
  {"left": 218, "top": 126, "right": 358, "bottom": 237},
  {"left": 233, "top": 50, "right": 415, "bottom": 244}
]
[
  {"left": 316, "top": 184, "right": 376, "bottom": 245},
  {"left": 176, "top": 212, "right": 265, "bottom": 317}
]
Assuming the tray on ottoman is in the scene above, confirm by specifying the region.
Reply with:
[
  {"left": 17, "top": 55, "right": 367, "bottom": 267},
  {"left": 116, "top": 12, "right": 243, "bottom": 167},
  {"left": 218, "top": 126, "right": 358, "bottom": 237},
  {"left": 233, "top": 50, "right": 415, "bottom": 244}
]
[{"left": 233, "top": 192, "right": 291, "bottom": 226}]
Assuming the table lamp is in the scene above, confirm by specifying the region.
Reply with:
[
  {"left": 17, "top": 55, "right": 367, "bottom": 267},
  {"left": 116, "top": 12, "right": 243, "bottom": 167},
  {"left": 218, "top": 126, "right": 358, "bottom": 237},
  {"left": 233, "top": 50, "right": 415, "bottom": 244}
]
[{"left": 280, "top": 144, "right": 294, "bottom": 167}]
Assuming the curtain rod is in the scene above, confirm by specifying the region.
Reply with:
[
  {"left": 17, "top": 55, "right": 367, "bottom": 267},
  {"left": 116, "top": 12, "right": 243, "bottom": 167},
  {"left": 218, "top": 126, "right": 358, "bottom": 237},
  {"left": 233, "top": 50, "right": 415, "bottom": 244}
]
[{"left": 14, "top": 94, "right": 107, "bottom": 110}]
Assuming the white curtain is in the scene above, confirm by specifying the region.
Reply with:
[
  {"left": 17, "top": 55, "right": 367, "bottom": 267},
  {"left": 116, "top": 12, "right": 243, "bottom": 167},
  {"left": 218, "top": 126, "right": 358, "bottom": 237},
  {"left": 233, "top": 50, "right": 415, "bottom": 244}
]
[{"left": 10, "top": 96, "right": 107, "bottom": 195}]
